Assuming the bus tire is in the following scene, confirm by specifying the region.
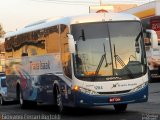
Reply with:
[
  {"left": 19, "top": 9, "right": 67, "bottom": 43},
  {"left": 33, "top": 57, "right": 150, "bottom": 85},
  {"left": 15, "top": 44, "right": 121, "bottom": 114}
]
[
  {"left": 0, "top": 95, "right": 5, "bottom": 105},
  {"left": 19, "top": 88, "right": 28, "bottom": 109},
  {"left": 114, "top": 104, "right": 127, "bottom": 112},
  {"left": 55, "top": 86, "right": 63, "bottom": 113},
  {"left": 30, "top": 101, "right": 37, "bottom": 107}
]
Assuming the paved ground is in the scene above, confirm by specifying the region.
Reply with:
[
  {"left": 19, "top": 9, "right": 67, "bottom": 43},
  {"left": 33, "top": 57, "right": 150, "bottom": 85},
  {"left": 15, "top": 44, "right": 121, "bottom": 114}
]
[{"left": 0, "top": 82, "right": 160, "bottom": 120}]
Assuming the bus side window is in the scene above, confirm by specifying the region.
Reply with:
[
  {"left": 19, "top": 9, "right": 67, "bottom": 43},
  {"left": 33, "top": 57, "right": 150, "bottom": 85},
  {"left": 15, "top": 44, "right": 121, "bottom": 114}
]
[{"left": 46, "top": 26, "right": 60, "bottom": 53}]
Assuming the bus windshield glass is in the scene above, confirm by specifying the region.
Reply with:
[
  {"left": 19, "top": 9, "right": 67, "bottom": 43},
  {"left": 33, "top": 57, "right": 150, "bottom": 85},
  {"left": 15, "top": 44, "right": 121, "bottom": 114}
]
[{"left": 71, "top": 21, "right": 147, "bottom": 81}]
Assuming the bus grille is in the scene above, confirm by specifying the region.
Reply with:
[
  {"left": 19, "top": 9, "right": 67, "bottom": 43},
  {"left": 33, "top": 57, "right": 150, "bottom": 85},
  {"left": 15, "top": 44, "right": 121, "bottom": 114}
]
[{"left": 98, "top": 90, "right": 131, "bottom": 95}]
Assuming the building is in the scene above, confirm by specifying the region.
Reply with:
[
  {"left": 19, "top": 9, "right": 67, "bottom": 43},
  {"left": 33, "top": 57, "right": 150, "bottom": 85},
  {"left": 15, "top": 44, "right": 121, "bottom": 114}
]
[{"left": 89, "top": 4, "right": 137, "bottom": 13}]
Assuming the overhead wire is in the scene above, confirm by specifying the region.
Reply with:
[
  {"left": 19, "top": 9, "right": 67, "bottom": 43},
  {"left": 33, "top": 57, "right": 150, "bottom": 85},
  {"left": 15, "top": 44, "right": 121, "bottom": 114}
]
[
  {"left": 29, "top": 0, "right": 155, "bottom": 5},
  {"left": 30, "top": 0, "right": 99, "bottom": 5}
]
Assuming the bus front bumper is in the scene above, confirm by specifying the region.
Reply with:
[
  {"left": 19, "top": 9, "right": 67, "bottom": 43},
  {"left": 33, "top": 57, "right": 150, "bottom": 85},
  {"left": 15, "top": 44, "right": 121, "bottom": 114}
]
[{"left": 74, "top": 86, "right": 148, "bottom": 107}]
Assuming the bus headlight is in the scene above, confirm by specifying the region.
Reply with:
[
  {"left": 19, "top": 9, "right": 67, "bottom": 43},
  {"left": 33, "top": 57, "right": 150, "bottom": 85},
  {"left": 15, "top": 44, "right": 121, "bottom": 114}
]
[
  {"left": 73, "top": 85, "right": 100, "bottom": 95},
  {"left": 130, "top": 82, "right": 148, "bottom": 93},
  {"left": 79, "top": 87, "right": 100, "bottom": 95}
]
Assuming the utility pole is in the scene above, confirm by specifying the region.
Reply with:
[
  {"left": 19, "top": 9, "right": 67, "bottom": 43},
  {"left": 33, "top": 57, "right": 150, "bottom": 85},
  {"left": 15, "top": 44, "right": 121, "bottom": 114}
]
[{"left": 100, "top": 0, "right": 102, "bottom": 6}]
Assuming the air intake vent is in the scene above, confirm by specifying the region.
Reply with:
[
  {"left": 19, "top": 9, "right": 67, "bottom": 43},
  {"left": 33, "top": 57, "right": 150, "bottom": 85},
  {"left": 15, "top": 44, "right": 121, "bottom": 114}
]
[{"left": 98, "top": 90, "right": 131, "bottom": 95}]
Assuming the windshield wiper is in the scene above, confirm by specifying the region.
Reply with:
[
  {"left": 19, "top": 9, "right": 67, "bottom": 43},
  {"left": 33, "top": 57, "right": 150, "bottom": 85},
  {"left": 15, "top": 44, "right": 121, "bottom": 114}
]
[
  {"left": 113, "top": 44, "right": 134, "bottom": 78},
  {"left": 93, "top": 43, "right": 108, "bottom": 81}
]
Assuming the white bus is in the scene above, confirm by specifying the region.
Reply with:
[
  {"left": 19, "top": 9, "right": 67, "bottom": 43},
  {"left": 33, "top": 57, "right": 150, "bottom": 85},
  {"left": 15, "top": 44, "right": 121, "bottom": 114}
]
[
  {"left": 5, "top": 13, "right": 148, "bottom": 113},
  {"left": 143, "top": 29, "right": 160, "bottom": 81}
]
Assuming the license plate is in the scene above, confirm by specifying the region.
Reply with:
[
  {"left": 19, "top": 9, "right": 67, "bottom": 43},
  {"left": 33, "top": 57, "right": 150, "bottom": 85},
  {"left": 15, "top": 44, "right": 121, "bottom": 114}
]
[{"left": 109, "top": 97, "right": 121, "bottom": 103}]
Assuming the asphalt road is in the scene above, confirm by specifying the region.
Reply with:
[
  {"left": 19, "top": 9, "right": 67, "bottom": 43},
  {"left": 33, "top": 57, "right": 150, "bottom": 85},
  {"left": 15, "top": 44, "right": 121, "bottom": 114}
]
[{"left": 0, "top": 82, "right": 160, "bottom": 120}]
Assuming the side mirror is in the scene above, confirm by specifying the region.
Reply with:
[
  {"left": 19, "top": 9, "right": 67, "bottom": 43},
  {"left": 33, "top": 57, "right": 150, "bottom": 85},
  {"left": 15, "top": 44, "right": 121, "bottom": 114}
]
[
  {"left": 144, "top": 37, "right": 151, "bottom": 46},
  {"left": 143, "top": 29, "right": 151, "bottom": 46},
  {"left": 146, "top": 29, "right": 158, "bottom": 48},
  {"left": 67, "top": 34, "right": 75, "bottom": 53}
]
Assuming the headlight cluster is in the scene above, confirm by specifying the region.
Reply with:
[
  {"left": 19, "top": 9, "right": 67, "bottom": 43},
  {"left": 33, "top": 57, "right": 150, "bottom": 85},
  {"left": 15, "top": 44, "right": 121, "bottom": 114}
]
[
  {"left": 79, "top": 87, "right": 100, "bottom": 95},
  {"left": 130, "top": 82, "right": 148, "bottom": 93},
  {"left": 73, "top": 85, "right": 100, "bottom": 95}
]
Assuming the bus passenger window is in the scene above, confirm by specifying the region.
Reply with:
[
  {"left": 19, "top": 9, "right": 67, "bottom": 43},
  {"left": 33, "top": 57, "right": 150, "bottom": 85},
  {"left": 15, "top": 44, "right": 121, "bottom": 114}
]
[{"left": 46, "top": 26, "right": 60, "bottom": 53}]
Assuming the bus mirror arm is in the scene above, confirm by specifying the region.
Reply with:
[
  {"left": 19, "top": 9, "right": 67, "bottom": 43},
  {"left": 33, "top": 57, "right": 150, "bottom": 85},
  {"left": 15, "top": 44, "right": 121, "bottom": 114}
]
[{"left": 67, "top": 34, "right": 76, "bottom": 53}]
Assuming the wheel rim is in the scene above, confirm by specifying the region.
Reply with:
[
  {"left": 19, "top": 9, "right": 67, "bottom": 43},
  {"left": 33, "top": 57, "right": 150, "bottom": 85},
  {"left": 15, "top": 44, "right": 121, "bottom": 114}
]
[
  {"left": 57, "top": 92, "right": 63, "bottom": 112},
  {"left": 19, "top": 92, "right": 23, "bottom": 105}
]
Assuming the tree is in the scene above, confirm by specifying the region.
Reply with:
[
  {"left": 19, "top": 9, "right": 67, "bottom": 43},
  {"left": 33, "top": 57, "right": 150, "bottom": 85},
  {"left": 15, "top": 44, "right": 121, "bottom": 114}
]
[{"left": 0, "top": 24, "right": 5, "bottom": 38}]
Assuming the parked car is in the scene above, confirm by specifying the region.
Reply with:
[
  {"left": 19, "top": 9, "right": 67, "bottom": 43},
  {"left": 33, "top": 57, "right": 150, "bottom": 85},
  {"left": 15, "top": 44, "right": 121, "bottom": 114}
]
[{"left": 0, "top": 73, "right": 7, "bottom": 105}]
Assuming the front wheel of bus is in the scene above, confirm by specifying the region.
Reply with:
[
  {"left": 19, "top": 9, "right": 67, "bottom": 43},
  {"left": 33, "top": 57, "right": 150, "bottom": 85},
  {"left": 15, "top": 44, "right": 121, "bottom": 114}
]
[
  {"left": 114, "top": 104, "right": 127, "bottom": 112},
  {"left": 55, "top": 87, "right": 63, "bottom": 113}
]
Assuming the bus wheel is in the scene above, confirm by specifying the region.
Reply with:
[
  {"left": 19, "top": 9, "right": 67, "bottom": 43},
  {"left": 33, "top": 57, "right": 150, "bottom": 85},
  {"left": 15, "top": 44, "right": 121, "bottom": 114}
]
[
  {"left": 0, "top": 95, "right": 5, "bottom": 105},
  {"left": 114, "top": 104, "right": 127, "bottom": 112},
  {"left": 30, "top": 101, "right": 37, "bottom": 108},
  {"left": 55, "top": 87, "right": 63, "bottom": 113}
]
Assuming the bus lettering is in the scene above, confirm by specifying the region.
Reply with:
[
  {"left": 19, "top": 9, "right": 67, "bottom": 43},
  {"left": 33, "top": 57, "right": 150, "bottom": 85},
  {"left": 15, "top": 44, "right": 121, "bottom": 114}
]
[{"left": 30, "top": 60, "right": 50, "bottom": 70}]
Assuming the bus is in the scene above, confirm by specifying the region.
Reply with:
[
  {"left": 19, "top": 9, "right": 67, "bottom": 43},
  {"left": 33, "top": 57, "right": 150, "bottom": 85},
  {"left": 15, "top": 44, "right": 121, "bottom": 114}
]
[
  {"left": 143, "top": 29, "right": 160, "bottom": 81},
  {"left": 121, "top": 0, "right": 160, "bottom": 80},
  {"left": 142, "top": 17, "right": 160, "bottom": 80},
  {"left": 0, "top": 51, "right": 5, "bottom": 73},
  {"left": 5, "top": 13, "right": 148, "bottom": 113}
]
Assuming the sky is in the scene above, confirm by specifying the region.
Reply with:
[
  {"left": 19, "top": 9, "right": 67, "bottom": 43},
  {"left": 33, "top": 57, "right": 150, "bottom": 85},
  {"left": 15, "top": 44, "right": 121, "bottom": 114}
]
[{"left": 0, "top": 0, "right": 153, "bottom": 33}]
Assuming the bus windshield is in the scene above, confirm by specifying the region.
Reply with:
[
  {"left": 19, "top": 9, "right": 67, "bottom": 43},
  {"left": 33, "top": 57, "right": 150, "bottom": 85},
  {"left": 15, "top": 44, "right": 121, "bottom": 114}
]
[{"left": 71, "top": 21, "right": 147, "bottom": 81}]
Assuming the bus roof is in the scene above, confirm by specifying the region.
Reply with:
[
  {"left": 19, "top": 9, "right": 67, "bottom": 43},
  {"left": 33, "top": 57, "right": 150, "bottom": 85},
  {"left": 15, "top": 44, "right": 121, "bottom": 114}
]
[{"left": 5, "top": 13, "right": 140, "bottom": 38}]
